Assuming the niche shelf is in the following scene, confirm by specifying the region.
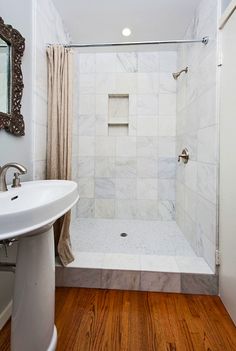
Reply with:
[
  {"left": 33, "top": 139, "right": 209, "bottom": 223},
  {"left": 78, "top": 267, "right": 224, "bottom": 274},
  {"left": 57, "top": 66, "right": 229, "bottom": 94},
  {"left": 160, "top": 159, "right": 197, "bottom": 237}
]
[{"left": 108, "top": 94, "right": 129, "bottom": 136}]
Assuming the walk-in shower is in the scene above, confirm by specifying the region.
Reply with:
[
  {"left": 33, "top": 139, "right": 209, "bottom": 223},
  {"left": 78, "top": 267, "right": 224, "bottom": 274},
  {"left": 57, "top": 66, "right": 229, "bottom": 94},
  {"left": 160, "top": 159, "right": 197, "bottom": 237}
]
[{"left": 55, "top": 1, "right": 219, "bottom": 295}]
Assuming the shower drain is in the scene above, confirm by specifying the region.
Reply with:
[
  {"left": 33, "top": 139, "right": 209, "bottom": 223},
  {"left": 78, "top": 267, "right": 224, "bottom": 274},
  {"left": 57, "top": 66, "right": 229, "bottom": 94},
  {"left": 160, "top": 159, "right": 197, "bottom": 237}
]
[{"left": 120, "top": 233, "right": 128, "bottom": 237}]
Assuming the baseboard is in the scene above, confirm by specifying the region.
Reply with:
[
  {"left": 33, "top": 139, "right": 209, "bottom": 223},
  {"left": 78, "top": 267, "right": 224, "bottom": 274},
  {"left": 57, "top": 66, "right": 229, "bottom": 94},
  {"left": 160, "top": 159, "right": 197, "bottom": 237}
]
[{"left": 0, "top": 301, "right": 12, "bottom": 330}]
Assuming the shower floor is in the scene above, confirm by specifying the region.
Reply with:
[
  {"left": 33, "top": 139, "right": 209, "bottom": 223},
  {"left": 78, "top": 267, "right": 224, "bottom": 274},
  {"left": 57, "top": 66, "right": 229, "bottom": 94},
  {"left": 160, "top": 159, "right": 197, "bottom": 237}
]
[{"left": 69, "top": 218, "right": 213, "bottom": 274}]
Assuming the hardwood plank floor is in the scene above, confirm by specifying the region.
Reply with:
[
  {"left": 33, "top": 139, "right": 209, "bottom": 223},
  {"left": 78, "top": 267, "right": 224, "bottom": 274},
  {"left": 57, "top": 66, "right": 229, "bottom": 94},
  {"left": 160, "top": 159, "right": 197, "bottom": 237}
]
[{"left": 0, "top": 288, "right": 236, "bottom": 350}]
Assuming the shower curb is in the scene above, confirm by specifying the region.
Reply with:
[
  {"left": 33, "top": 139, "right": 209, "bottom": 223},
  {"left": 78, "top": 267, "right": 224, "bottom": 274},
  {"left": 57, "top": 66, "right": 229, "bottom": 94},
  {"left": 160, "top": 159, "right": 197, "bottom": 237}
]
[{"left": 56, "top": 266, "right": 218, "bottom": 295}]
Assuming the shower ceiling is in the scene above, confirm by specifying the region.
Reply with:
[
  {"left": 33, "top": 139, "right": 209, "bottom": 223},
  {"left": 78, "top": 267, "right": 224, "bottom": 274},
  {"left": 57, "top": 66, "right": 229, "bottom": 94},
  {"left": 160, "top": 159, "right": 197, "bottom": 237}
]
[{"left": 53, "top": 0, "right": 199, "bottom": 44}]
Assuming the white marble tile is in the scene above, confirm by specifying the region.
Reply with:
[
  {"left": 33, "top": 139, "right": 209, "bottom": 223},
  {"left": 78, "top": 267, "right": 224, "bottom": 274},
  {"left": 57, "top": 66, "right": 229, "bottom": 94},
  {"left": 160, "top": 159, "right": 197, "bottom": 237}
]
[
  {"left": 137, "top": 137, "right": 158, "bottom": 159},
  {"left": 159, "top": 180, "right": 175, "bottom": 202},
  {"left": 68, "top": 252, "right": 104, "bottom": 269},
  {"left": 159, "top": 93, "right": 176, "bottom": 116},
  {"left": 140, "top": 272, "right": 181, "bottom": 292},
  {"left": 137, "top": 73, "right": 159, "bottom": 94},
  {"left": 137, "top": 158, "right": 158, "bottom": 178},
  {"left": 115, "top": 73, "right": 137, "bottom": 94},
  {"left": 79, "top": 74, "right": 95, "bottom": 94},
  {"left": 56, "top": 267, "right": 102, "bottom": 288},
  {"left": 78, "top": 178, "right": 94, "bottom": 198},
  {"left": 197, "top": 125, "right": 217, "bottom": 164},
  {"left": 79, "top": 54, "right": 96, "bottom": 73},
  {"left": 95, "top": 136, "right": 116, "bottom": 157},
  {"left": 77, "top": 199, "right": 95, "bottom": 218},
  {"left": 184, "top": 187, "right": 197, "bottom": 222},
  {"left": 175, "top": 256, "right": 213, "bottom": 274},
  {"left": 116, "top": 179, "right": 136, "bottom": 199},
  {"left": 158, "top": 158, "right": 176, "bottom": 179},
  {"left": 117, "top": 53, "right": 138, "bottom": 73},
  {"left": 96, "top": 53, "right": 117, "bottom": 73},
  {"left": 116, "top": 137, "right": 136, "bottom": 157},
  {"left": 140, "top": 255, "right": 179, "bottom": 272},
  {"left": 78, "top": 94, "right": 95, "bottom": 115},
  {"left": 185, "top": 160, "right": 197, "bottom": 192},
  {"left": 197, "top": 163, "right": 217, "bottom": 204},
  {"left": 78, "top": 136, "right": 95, "bottom": 157},
  {"left": 138, "top": 52, "right": 159, "bottom": 72},
  {"left": 116, "top": 200, "right": 137, "bottom": 219},
  {"left": 95, "top": 199, "right": 115, "bottom": 218},
  {"left": 137, "top": 179, "right": 158, "bottom": 200},
  {"left": 159, "top": 72, "right": 176, "bottom": 93},
  {"left": 101, "top": 270, "right": 140, "bottom": 290},
  {"left": 136, "top": 200, "right": 159, "bottom": 220},
  {"left": 95, "top": 115, "right": 108, "bottom": 136},
  {"left": 95, "top": 94, "right": 108, "bottom": 115},
  {"left": 159, "top": 52, "right": 177, "bottom": 72},
  {"left": 198, "top": 87, "right": 217, "bottom": 128},
  {"left": 158, "top": 137, "right": 176, "bottom": 157},
  {"left": 115, "top": 158, "right": 137, "bottom": 178},
  {"left": 137, "top": 117, "right": 158, "bottom": 136},
  {"left": 137, "top": 94, "right": 158, "bottom": 115},
  {"left": 96, "top": 73, "right": 116, "bottom": 93},
  {"left": 71, "top": 218, "right": 197, "bottom": 258},
  {"left": 102, "top": 253, "right": 140, "bottom": 270},
  {"left": 95, "top": 178, "right": 115, "bottom": 198},
  {"left": 128, "top": 117, "right": 137, "bottom": 136},
  {"left": 158, "top": 201, "right": 175, "bottom": 220},
  {"left": 78, "top": 157, "right": 94, "bottom": 177},
  {"left": 196, "top": 194, "right": 217, "bottom": 244},
  {"left": 95, "top": 157, "right": 115, "bottom": 177},
  {"left": 158, "top": 117, "right": 176, "bottom": 137},
  {"left": 129, "top": 94, "right": 137, "bottom": 115},
  {"left": 78, "top": 115, "right": 95, "bottom": 136}
]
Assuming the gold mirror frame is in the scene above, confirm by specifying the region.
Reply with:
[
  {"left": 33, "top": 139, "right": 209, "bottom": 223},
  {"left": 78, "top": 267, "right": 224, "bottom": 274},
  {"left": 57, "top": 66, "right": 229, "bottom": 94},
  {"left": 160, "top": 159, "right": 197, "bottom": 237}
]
[{"left": 0, "top": 17, "right": 25, "bottom": 136}]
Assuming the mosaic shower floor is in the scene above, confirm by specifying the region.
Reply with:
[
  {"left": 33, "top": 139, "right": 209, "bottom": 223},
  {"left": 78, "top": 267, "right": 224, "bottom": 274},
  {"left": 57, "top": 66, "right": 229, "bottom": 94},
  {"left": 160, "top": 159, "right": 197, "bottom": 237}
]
[{"left": 68, "top": 218, "right": 213, "bottom": 274}]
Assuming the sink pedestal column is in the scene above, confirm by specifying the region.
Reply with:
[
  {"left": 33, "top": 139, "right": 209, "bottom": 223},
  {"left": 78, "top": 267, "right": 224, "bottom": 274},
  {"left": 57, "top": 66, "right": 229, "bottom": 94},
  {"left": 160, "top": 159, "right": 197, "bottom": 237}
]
[{"left": 11, "top": 225, "right": 57, "bottom": 351}]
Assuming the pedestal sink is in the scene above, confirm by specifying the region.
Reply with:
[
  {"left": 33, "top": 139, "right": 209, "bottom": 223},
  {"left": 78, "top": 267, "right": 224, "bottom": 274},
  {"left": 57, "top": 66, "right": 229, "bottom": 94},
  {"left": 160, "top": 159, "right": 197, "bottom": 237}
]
[{"left": 0, "top": 180, "right": 79, "bottom": 351}]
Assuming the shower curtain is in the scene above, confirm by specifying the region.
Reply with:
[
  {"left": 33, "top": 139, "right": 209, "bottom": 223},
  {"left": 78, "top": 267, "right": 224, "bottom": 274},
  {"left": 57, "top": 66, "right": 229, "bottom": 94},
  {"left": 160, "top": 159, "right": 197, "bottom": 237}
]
[{"left": 46, "top": 45, "right": 74, "bottom": 266}]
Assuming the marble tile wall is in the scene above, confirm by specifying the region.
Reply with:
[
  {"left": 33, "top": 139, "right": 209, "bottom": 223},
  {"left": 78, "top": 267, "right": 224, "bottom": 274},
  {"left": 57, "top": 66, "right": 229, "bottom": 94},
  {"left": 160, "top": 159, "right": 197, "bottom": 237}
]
[
  {"left": 76, "top": 51, "right": 177, "bottom": 220},
  {"left": 175, "top": 0, "right": 220, "bottom": 271},
  {"left": 32, "top": 0, "right": 70, "bottom": 180}
]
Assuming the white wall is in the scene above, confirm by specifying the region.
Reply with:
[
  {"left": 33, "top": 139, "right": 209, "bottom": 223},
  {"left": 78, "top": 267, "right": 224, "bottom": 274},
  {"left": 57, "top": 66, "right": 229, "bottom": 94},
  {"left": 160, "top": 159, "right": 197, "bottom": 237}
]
[
  {"left": 0, "top": 0, "right": 34, "bottom": 324},
  {"left": 219, "top": 1, "right": 236, "bottom": 325}
]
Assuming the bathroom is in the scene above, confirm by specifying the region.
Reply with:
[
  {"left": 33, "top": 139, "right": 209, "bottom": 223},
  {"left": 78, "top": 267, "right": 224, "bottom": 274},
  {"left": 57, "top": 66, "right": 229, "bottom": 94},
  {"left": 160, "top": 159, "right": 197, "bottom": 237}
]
[{"left": 0, "top": 0, "right": 236, "bottom": 350}]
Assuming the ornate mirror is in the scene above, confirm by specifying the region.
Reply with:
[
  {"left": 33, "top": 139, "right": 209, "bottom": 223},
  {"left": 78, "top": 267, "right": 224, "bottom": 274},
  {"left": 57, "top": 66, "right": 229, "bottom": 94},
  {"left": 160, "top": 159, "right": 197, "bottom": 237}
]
[{"left": 0, "top": 17, "right": 25, "bottom": 136}]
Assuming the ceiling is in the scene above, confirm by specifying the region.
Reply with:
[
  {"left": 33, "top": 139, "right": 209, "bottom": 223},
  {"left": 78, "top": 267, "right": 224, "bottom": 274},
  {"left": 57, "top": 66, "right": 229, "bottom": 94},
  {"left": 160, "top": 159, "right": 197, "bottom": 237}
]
[{"left": 53, "top": 0, "right": 199, "bottom": 45}]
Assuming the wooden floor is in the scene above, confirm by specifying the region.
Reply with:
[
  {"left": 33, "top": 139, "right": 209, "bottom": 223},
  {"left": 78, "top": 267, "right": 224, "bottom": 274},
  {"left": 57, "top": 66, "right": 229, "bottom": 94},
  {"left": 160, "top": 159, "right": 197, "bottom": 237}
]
[{"left": 1, "top": 288, "right": 236, "bottom": 351}]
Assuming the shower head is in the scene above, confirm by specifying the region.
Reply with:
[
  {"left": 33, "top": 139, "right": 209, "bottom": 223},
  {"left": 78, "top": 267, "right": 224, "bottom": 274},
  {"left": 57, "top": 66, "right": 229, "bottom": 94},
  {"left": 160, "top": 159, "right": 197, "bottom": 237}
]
[{"left": 172, "top": 66, "right": 188, "bottom": 80}]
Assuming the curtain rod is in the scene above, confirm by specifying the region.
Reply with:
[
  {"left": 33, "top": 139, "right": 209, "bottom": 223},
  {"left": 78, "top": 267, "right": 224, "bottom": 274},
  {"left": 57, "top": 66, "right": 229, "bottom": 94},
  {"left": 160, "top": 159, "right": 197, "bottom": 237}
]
[{"left": 47, "top": 37, "right": 209, "bottom": 48}]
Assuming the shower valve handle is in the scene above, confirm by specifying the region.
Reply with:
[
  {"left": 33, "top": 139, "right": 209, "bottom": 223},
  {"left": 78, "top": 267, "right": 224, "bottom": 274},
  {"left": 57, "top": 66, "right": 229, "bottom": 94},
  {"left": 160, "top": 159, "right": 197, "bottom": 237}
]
[{"left": 178, "top": 148, "right": 189, "bottom": 164}]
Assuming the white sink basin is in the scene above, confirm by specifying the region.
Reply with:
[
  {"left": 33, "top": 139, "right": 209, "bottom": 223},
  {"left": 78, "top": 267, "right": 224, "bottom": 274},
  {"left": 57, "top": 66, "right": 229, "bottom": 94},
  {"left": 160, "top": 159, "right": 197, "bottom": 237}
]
[
  {"left": 0, "top": 180, "right": 79, "bottom": 351},
  {"left": 0, "top": 180, "right": 79, "bottom": 240}
]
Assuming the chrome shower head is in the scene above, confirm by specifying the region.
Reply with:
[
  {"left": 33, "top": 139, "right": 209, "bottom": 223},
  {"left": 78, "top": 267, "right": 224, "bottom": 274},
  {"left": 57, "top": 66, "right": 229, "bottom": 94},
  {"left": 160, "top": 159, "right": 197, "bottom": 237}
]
[{"left": 172, "top": 66, "right": 188, "bottom": 80}]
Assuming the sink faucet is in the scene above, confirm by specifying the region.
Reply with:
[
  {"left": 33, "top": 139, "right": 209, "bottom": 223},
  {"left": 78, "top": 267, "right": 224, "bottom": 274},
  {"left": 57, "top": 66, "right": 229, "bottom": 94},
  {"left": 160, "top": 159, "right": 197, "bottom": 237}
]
[{"left": 0, "top": 163, "right": 27, "bottom": 192}]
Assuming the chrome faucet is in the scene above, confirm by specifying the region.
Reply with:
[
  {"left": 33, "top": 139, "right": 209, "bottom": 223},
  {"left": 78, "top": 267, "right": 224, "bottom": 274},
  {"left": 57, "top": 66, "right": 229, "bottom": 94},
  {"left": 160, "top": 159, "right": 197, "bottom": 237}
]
[{"left": 0, "top": 163, "right": 27, "bottom": 192}]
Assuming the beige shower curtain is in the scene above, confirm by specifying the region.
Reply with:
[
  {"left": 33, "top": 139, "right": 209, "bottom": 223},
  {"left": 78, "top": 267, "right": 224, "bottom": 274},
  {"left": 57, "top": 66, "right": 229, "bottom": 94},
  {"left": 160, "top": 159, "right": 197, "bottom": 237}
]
[{"left": 46, "top": 45, "right": 74, "bottom": 266}]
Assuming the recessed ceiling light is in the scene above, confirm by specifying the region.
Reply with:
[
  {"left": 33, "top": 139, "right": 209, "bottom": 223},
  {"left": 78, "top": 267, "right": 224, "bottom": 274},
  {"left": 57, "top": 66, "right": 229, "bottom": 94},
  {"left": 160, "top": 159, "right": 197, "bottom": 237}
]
[{"left": 122, "top": 27, "right": 132, "bottom": 37}]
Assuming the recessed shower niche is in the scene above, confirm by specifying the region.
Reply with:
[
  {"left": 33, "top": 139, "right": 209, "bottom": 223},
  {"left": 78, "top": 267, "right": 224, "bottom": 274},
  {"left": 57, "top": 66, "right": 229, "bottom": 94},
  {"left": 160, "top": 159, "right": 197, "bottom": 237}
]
[{"left": 108, "top": 94, "right": 129, "bottom": 136}]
